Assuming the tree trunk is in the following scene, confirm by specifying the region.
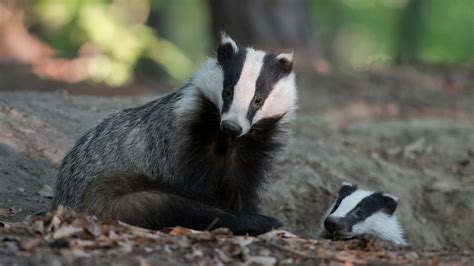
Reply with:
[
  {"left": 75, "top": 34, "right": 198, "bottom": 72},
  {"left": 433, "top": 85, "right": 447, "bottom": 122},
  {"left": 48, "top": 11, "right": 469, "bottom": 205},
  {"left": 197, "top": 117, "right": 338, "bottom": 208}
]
[{"left": 396, "top": 0, "right": 423, "bottom": 64}]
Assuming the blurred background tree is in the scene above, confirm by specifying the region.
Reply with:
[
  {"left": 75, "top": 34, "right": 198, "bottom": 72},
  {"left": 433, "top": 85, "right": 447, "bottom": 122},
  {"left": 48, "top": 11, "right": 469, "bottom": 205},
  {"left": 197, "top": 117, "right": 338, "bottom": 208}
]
[
  {"left": 0, "top": 0, "right": 472, "bottom": 88},
  {"left": 208, "top": 0, "right": 328, "bottom": 72}
]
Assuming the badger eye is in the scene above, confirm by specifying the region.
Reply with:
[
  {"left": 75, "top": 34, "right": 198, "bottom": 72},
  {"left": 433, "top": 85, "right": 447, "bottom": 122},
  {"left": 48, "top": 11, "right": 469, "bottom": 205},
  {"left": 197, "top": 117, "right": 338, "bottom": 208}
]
[
  {"left": 254, "top": 97, "right": 263, "bottom": 105},
  {"left": 223, "top": 89, "right": 232, "bottom": 98},
  {"left": 355, "top": 209, "right": 364, "bottom": 218}
]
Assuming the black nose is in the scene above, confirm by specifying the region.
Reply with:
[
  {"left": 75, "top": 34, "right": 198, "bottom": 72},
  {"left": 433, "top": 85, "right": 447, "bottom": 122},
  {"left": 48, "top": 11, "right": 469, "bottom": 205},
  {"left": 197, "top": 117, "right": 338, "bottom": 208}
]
[
  {"left": 220, "top": 120, "right": 242, "bottom": 137},
  {"left": 324, "top": 217, "right": 339, "bottom": 233}
]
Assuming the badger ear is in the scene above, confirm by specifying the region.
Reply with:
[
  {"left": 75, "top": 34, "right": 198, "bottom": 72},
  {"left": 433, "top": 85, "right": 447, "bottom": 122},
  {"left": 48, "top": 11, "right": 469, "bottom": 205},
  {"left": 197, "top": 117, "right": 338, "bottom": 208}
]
[
  {"left": 383, "top": 193, "right": 399, "bottom": 215},
  {"left": 339, "top": 181, "right": 356, "bottom": 196},
  {"left": 340, "top": 181, "right": 357, "bottom": 190},
  {"left": 217, "top": 32, "right": 239, "bottom": 65},
  {"left": 342, "top": 181, "right": 354, "bottom": 188},
  {"left": 276, "top": 52, "right": 294, "bottom": 73}
]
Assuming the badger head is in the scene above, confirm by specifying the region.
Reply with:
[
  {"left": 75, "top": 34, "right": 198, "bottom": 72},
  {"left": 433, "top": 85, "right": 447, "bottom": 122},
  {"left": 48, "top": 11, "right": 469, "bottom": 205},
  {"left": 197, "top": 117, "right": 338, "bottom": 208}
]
[
  {"left": 193, "top": 33, "right": 297, "bottom": 137},
  {"left": 319, "top": 182, "right": 406, "bottom": 245}
]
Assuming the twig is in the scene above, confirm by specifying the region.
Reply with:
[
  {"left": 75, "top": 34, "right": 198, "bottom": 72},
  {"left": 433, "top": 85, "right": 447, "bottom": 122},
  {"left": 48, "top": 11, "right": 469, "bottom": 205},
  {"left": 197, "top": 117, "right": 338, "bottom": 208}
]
[{"left": 205, "top": 218, "right": 219, "bottom": 231}]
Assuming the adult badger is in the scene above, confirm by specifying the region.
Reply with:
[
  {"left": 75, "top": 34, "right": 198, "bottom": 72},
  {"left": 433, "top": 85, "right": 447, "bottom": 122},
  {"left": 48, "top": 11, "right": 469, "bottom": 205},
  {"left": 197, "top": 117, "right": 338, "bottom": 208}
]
[{"left": 52, "top": 34, "right": 297, "bottom": 235}]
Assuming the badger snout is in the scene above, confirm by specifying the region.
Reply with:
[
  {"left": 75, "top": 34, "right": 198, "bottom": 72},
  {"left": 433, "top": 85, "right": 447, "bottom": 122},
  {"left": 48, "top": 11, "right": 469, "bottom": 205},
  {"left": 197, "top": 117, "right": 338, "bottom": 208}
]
[
  {"left": 220, "top": 120, "right": 243, "bottom": 137},
  {"left": 324, "top": 217, "right": 349, "bottom": 235}
]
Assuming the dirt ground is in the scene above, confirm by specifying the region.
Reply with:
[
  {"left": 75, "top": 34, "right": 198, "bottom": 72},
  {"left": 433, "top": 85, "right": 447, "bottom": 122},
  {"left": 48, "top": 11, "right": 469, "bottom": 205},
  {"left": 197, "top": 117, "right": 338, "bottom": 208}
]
[{"left": 0, "top": 65, "right": 473, "bottom": 264}]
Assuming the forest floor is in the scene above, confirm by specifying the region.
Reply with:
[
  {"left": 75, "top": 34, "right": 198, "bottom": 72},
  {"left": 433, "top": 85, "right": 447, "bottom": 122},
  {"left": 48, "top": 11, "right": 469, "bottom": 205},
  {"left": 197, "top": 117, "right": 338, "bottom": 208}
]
[
  {"left": 0, "top": 64, "right": 473, "bottom": 265},
  {"left": 0, "top": 207, "right": 471, "bottom": 265}
]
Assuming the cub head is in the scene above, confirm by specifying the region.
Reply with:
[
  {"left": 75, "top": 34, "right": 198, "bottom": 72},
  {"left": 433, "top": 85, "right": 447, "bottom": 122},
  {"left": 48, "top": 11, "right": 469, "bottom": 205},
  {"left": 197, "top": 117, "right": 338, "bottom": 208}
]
[
  {"left": 196, "top": 33, "right": 297, "bottom": 137},
  {"left": 320, "top": 182, "right": 405, "bottom": 244}
]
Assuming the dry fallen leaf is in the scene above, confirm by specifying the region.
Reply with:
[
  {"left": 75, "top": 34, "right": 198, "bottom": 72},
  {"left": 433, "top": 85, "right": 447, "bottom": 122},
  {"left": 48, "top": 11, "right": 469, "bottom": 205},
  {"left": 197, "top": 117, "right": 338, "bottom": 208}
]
[
  {"left": 0, "top": 206, "right": 469, "bottom": 265},
  {"left": 82, "top": 218, "right": 102, "bottom": 237},
  {"left": 53, "top": 225, "right": 83, "bottom": 240},
  {"left": 334, "top": 251, "right": 367, "bottom": 264},
  {"left": 96, "top": 235, "right": 117, "bottom": 248},
  {"left": 275, "top": 230, "right": 298, "bottom": 239},
  {"left": 22, "top": 238, "right": 44, "bottom": 251},
  {"left": 32, "top": 220, "right": 44, "bottom": 234},
  {"left": 70, "top": 248, "right": 92, "bottom": 258},
  {"left": 215, "top": 248, "right": 232, "bottom": 263},
  {"left": 70, "top": 239, "right": 95, "bottom": 249},
  {"left": 47, "top": 215, "right": 62, "bottom": 233},
  {"left": 169, "top": 226, "right": 190, "bottom": 237},
  {"left": 247, "top": 255, "right": 277, "bottom": 265}
]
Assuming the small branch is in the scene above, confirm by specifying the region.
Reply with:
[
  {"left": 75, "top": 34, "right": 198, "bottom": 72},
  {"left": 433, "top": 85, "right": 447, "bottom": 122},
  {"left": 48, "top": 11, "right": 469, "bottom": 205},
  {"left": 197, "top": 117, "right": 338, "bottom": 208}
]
[{"left": 205, "top": 218, "right": 219, "bottom": 231}]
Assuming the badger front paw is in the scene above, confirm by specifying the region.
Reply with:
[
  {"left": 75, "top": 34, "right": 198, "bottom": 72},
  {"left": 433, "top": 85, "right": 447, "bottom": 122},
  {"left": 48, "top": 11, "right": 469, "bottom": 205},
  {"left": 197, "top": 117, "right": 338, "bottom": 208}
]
[{"left": 235, "top": 214, "right": 283, "bottom": 236}]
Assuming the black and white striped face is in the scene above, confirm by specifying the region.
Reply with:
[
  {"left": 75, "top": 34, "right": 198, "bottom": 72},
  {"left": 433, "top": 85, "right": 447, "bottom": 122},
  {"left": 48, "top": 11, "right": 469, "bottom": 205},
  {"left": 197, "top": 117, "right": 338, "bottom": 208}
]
[
  {"left": 322, "top": 182, "right": 400, "bottom": 241},
  {"left": 214, "top": 34, "right": 296, "bottom": 137}
]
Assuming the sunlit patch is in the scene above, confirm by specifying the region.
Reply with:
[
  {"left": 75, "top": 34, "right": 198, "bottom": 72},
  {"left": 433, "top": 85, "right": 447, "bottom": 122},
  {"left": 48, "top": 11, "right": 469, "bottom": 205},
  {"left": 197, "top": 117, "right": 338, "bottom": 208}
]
[{"left": 333, "top": 23, "right": 392, "bottom": 70}]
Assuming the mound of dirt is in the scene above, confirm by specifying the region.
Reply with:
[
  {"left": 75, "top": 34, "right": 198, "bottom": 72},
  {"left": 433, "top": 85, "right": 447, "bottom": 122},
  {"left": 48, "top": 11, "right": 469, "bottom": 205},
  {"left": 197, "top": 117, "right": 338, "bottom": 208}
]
[{"left": 0, "top": 67, "right": 473, "bottom": 261}]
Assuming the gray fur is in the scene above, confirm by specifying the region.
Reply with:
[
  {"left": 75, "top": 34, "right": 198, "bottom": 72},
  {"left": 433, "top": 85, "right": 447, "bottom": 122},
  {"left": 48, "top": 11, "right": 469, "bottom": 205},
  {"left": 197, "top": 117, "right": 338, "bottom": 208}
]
[{"left": 52, "top": 92, "right": 182, "bottom": 210}]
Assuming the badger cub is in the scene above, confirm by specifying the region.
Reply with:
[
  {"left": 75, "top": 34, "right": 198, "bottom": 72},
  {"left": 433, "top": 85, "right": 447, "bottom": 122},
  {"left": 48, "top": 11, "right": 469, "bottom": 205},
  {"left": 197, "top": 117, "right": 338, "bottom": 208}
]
[
  {"left": 52, "top": 34, "right": 297, "bottom": 236},
  {"left": 318, "top": 182, "right": 407, "bottom": 245}
]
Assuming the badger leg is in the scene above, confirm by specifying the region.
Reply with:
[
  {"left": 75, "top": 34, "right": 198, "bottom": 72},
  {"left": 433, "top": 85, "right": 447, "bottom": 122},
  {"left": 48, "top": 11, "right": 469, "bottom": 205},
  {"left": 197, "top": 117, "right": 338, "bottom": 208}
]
[{"left": 82, "top": 176, "right": 282, "bottom": 235}]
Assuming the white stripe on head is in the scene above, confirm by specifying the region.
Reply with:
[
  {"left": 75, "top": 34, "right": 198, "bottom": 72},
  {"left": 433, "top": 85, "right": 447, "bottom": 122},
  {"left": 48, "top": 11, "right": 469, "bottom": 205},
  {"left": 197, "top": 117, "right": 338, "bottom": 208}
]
[
  {"left": 352, "top": 212, "right": 407, "bottom": 245},
  {"left": 221, "top": 48, "right": 265, "bottom": 135},
  {"left": 331, "top": 190, "right": 373, "bottom": 218},
  {"left": 253, "top": 72, "right": 297, "bottom": 124}
]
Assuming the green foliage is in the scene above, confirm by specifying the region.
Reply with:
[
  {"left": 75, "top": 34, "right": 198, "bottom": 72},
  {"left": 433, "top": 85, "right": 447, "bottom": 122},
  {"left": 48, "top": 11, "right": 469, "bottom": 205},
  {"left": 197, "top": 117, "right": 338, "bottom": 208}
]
[
  {"left": 418, "top": 0, "right": 474, "bottom": 63},
  {"left": 29, "top": 0, "right": 472, "bottom": 86},
  {"left": 33, "top": 0, "right": 194, "bottom": 86},
  {"left": 310, "top": 0, "right": 473, "bottom": 68},
  {"left": 154, "top": 0, "right": 211, "bottom": 63}
]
